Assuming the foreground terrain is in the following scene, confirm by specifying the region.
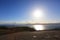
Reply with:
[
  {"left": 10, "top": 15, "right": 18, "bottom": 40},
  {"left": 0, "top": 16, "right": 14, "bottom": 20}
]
[{"left": 0, "top": 30, "right": 60, "bottom": 40}]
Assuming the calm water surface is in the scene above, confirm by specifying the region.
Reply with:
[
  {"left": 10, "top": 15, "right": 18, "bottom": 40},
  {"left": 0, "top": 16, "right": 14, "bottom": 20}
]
[{"left": 31, "top": 24, "right": 60, "bottom": 30}]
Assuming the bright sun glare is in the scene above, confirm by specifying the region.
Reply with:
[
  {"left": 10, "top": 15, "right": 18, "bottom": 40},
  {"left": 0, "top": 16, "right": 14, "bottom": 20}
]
[
  {"left": 32, "top": 9, "right": 44, "bottom": 30},
  {"left": 33, "top": 25, "right": 44, "bottom": 30},
  {"left": 33, "top": 9, "right": 43, "bottom": 18}
]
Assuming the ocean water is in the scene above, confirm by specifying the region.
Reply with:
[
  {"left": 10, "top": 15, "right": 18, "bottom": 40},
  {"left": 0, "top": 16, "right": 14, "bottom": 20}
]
[
  {"left": 30, "top": 24, "right": 60, "bottom": 30},
  {"left": 0, "top": 24, "right": 60, "bottom": 30}
]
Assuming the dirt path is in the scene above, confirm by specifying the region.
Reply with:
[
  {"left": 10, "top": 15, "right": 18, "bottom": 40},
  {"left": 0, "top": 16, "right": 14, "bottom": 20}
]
[{"left": 0, "top": 31, "right": 60, "bottom": 40}]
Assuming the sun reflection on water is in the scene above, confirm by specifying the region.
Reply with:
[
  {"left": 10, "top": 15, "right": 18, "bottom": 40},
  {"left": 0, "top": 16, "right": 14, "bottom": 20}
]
[{"left": 33, "top": 25, "right": 44, "bottom": 30}]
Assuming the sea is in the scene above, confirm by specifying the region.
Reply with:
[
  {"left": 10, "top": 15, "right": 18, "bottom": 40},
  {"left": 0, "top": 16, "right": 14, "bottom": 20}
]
[{"left": 0, "top": 23, "right": 60, "bottom": 30}]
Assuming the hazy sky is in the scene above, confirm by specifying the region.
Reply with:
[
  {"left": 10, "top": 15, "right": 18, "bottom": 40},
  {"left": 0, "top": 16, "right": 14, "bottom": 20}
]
[{"left": 0, "top": 0, "right": 60, "bottom": 23}]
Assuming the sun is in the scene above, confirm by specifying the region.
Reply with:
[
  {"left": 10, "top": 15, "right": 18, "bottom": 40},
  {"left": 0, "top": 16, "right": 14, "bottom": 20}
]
[{"left": 33, "top": 9, "right": 43, "bottom": 18}]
